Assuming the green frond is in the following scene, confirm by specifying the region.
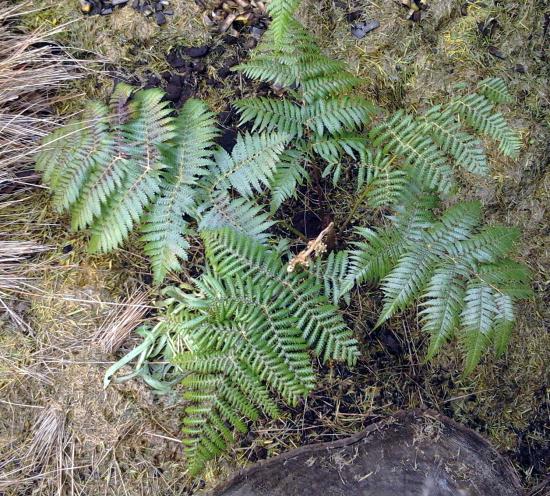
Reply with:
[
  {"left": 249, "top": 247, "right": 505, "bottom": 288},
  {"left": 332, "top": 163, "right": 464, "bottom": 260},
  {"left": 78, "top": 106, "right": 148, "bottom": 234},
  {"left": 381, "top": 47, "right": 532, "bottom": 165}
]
[
  {"left": 370, "top": 110, "right": 456, "bottom": 195},
  {"left": 207, "top": 131, "right": 290, "bottom": 198},
  {"left": 120, "top": 228, "right": 358, "bottom": 472},
  {"left": 450, "top": 94, "right": 521, "bottom": 158},
  {"left": 492, "top": 293, "right": 515, "bottom": 356},
  {"left": 235, "top": 97, "right": 305, "bottom": 138},
  {"left": 198, "top": 191, "right": 274, "bottom": 241},
  {"left": 266, "top": 0, "right": 302, "bottom": 44},
  {"left": 377, "top": 247, "right": 438, "bottom": 325},
  {"left": 88, "top": 167, "right": 164, "bottom": 253},
  {"left": 477, "top": 77, "right": 514, "bottom": 104},
  {"left": 420, "top": 265, "right": 466, "bottom": 359},
  {"left": 419, "top": 106, "right": 489, "bottom": 176},
  {"left": 346, "top": 197, "right": 530, "bottom": 373},
  {"left": 356, "top": 149, "right": 408, "bottom": 208},
  {"left": 477, "top": 261, "right": 533, "bottom": 298},
  {"left": 305, "top": 97, "right": 375, "bottom": 136},
  {"left": 460, "top": 282, "right": 497, "bottom": 374},
  {"left": 269, "top": 150, "right": 308, "bottom": 212},
  {"left": 307, "top": 251, "right": 351, "bottom": 305},
  {"left": 201, "top": 228, "right": 359, "bottom": 364},
  {"left": 141, "top": 99, "right": 219, "bottom": 282}
]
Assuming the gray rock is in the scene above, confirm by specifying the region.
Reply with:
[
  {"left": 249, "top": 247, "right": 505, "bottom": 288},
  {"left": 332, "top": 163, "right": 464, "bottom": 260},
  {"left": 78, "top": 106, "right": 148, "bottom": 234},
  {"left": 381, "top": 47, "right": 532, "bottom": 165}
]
[
  {"left": 112, "top": 0, "right": 128, "bottom": 5},
  {"left": 351, "top": 19, "right": 380, "bottom": 39},
  {"left": 155, "top": 11, "right": 166, "bottom": 25}
]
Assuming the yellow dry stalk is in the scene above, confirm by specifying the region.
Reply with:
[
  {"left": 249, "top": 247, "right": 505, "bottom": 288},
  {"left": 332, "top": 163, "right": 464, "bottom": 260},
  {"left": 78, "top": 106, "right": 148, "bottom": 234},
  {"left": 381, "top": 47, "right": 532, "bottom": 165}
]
[{"left": 287, "top": 222, "right": 333, "bottom": 273}]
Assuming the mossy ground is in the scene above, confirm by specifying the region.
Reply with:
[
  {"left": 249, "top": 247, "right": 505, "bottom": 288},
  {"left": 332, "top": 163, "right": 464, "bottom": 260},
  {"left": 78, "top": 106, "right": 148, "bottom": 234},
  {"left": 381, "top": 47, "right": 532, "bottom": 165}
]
[{"left": 1, "top": 0, "right": 548, "bottom": 494}]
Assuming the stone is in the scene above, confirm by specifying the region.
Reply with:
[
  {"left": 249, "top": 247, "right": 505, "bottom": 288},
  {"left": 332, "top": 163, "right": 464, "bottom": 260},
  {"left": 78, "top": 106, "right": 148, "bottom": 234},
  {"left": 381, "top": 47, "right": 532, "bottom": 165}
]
[
  {"left": 100, "top": 7, "right": 113, "bottom": 14},
  {"left": 351, "top": 19, "right": 380, "bottom": 39},
  {"left": 488, "top": 45, "right": 506, "bottom": 59},
  {"left": 112, "top": 0, "right": 128, "bottom": 5},
  {"left": 183, "top": 46, "right": 210, "bottom": 58}
]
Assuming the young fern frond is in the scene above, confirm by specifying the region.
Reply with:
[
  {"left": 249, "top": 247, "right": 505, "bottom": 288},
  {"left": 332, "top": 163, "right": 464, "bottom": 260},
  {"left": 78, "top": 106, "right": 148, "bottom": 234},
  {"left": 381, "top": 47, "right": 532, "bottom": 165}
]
[
  {"left": 266, "top": 0, "right": 302, "bottom": 45},
  {"left": 345, "top": 196, "right": 531, "bottom": 373}
]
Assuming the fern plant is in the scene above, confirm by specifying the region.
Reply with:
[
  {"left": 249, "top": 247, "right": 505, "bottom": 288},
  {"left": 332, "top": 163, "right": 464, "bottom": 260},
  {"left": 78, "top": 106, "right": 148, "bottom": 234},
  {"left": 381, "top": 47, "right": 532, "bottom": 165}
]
[
  {"left": 236, "top": 0, "right": 520, "bottom": 206},
  {"left": 108, "top": 228, "right": 359, "bottom": 474},
  {"left": 342, "top": 190, "right": 532, "bottom": 373},
  {"left": 234, "top": 0, "right": 377, "bottom": 203},
  {"left": 36, "top": 84, "right": 291, "bottom": 282}
]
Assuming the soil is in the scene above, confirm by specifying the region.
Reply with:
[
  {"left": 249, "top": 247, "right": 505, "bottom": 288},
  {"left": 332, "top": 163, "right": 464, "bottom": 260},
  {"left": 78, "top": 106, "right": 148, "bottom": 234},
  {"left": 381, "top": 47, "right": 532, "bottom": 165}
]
[{"left": 1, "top": 0, "right": 548, "bottom": 495}]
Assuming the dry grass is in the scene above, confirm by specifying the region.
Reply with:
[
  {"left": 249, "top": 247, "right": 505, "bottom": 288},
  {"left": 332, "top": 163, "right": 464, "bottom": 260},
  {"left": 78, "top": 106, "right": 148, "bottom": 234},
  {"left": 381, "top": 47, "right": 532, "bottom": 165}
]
[{"left": 0, "top": 1, "right": 92, "bottom": 186}]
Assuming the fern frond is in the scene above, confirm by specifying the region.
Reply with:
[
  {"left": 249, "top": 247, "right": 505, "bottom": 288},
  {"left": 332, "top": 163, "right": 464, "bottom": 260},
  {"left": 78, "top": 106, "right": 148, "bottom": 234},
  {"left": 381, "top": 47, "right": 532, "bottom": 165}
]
[
  {"left": 477, "top": 77, "right": 514, "bottom": 104},
  {"left": 266, "top": 0, "right": 302, "bottom": 45},
  {"left": 420, "top": 264, "right": 466, "bottom": 359},
  {"left": 450, "top": 94, "right": 521, "bottom": 157},
  {"left": 370, "top": 110, "right": 456, "bottom": 195},
  {"left": 305, "top": 97, "right": 375, "bottom": 136},
  {"left": 356, "top": 149, "right": 408, "bottom": 208},
  {"left": 346, "top": 196, "right": 530, "bottom": 372},
  {"left": 198, "top": 191, "right": 274, "bottom": 241},
  {"left": 307, "top": 251, "right": 351, "bottom": 305},
  {"left": 269, "top": 149, "right": 307, "bottom": 212},
  {"left": 419, "top": 106, "right": 489, "bottom": 176},
  {"left": 141, "top": 99, "right": 219, "bottom": 282},
  {"left": 207, "top": 132, "right": 289, "bottom": 198},
  {"left": 235, "top": 97, "right": 305, "bottom": 138},
  {"left": 127, "top": 228, "right": 358, "bottom": 473},
  {"left": 460, "top": 282, "right": 497, "bottom": 374},
  {"left": 202, "top": 228, "right": 359, "bottom": 364}
]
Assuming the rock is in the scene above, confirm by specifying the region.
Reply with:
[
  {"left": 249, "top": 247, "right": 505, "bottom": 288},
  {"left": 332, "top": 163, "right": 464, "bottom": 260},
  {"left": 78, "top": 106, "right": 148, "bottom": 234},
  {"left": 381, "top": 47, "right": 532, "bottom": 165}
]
[
  {"left": 488, "top": 45, "right": 506, "bottom": 59},
  {"left": 142, "top": 5, "right": 153, "bottom": 15},
  {"left": 345, "top": 10, "right": 362, "bottom": 23},
  {"left": 80, "top": 0, "right": 92, "bottom": 13},
  {"left": 100, "top": 7, "right": 113, "bottom": 15},
  {"left": 164, "top": 8, "right": 174, "bottom": 15},
  {"left": 250, "top": 26, "right": 265, "bottom": 39},
  {"left": 514, "top": 63, "right": 527, "bottom": 73},
  {"left": 155, "top": 11, "right": 166, "bottom": 25},
  {"left": 112, "top": 0, "right": 128, "bottom": 5},
  {"left": 351, "top": 19, "right": 380, "bottom": 39},
  {"left": 131, "top": 0, "right": 141, "bottom": 8},
  {"left": 183, "top": 46, "right": 210, "bottom": 58},
  {"left": 166, "top": 49, "right": 186, "bottom": 68}
]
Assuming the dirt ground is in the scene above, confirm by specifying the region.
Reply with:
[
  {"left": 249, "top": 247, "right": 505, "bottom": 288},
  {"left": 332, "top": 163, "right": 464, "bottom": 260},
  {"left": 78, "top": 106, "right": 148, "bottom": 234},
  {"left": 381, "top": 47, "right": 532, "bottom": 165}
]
[{"left": 1, "top": 1, "right": 548, "bottom": 495}]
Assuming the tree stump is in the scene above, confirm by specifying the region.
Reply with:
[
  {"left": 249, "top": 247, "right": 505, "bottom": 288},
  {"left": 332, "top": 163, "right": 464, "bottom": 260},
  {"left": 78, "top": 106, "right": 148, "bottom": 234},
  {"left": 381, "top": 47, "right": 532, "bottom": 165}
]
[{"left": 211, "top": 410, "right": 523, "bottom": 496}]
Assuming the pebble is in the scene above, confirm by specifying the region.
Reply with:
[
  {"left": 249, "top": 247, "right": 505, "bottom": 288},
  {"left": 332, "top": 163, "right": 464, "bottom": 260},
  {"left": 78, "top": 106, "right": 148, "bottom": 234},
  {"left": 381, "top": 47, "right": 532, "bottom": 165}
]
[
  {"left": 351, "top": 19, "right": 380, "bottom": 39},
  {"left": 488, "top": 46, "right": 506, "bottom": 59},
  {"left": 155, "top": 11, "right": 166, "bottom": 25},
  {"left": 81, "top": 0, "right": 173, "bottom": 24},
  {"left": 184, "top": 46, "right": 210, "bottom": 58}
]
